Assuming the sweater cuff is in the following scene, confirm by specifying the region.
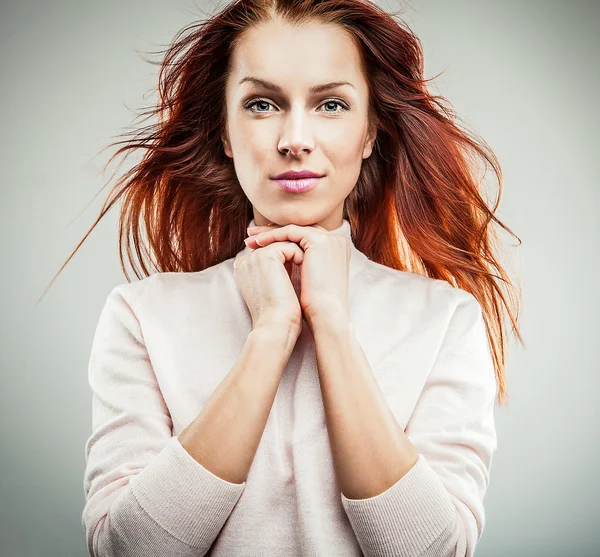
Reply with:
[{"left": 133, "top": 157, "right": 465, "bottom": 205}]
[
  {"left": 129, "top": 435, "right": 246, "bottom": 548},
  {"left": 340, "top": 453, "right": 456, "bottom": 557}
]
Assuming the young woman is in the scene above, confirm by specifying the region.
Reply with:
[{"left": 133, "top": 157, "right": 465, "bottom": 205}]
[{"left": 66, "top": 1, "right": 523, "bottom": 555}]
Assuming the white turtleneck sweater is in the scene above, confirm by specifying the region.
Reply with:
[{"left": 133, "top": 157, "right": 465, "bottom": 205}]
[{"left": 82, "top": 218, "right": 498, "bottom": 557}]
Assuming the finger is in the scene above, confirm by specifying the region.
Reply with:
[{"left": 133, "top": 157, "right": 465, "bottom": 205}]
[
  {"left": 263, "top": 240, "right": 305, "bottom": 266},
  {"left": 247, "top": 225, "right": 276, "bottom": 236},
  {"left": 253, "top": 224, "right": 320, "bottom": 248}
]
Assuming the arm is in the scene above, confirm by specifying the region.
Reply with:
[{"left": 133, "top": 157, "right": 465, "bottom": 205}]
[
  {"left": 178, "top": 322, "right": 297, "bottom": 485},
  {"left": 312, "top": 287, "right": 498, "bottom": 557},
  {"left": 82, "top": 284, "right": 295, "bottom": 557}
]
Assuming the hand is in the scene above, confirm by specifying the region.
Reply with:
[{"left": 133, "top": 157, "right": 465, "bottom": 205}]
[
  {"left": 245, "top": 223, "right": 351, "bottom": 333},
  {"left": 233, "top": 233, "right": 305, "bottom": 339}
]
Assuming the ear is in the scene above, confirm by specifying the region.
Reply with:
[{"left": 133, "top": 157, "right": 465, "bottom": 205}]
[
  {"left": 362, "top": 125, "right": 377, "bottom": 159},
  {"left": 221, "top": 132, "right": 233, "bottom": 158}
]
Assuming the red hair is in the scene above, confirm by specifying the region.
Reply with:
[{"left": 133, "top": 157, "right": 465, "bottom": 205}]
[{"left": 42, "top": 0, "right": 523, "bottom": 406}]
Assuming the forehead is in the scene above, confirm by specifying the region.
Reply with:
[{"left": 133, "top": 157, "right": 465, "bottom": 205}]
[{"left": 229, "top": 20, "right": 366, "bottom": 93}]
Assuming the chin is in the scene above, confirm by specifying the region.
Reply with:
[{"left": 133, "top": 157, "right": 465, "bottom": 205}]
[{"left": 260, "top": 211, "right": 320, "bottom": 228}]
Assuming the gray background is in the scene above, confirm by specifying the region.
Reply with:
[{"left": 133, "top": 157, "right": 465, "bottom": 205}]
[{"left": 1, "top": 0, "right": 598, "bottom": 555}]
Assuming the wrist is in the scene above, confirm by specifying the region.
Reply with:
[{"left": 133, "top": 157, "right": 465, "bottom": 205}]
[
  {"left": 249, "top": 321, "right": 300, "bottom": 354},
  {"left": 306, "top": 310, "right": 351, "bottom": 337}
]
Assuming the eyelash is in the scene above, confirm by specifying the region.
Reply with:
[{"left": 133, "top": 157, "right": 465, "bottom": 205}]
[{"left": 244, "top": 98, "right": 349, "bottom": 114}]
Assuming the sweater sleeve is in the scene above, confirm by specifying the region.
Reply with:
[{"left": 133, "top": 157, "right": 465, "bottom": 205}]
[
  {"left": 82, "top": 284, "right": 246, "bottom": 557},
  {"left": 340, "top": 287, "right": 498, "bottom": 557}
]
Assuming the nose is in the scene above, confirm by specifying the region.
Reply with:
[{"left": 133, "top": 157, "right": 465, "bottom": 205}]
[{"left": 278, "top": 109, "right": 315, "bottom": 156}]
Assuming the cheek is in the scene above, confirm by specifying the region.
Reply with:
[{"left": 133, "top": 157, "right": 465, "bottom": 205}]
[
  {"left": 230, "top": 126, "right": 271, "bottom": 168},
  {"left": 327, "top": 120, "right": 367, "bottom": 154},
  {"left": 327, "top": 133, "right": 368, "bottom": 169},
  {"left": 243, "top": 126, "right": 273, "bottom": 159}
]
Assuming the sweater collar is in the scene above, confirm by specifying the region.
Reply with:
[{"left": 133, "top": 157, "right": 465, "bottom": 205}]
[{"left": 236, "top": 218, "right": 369, "bottom": 289}]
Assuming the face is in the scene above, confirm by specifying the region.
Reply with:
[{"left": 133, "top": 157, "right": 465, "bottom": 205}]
[{"left": 221, "top": 19, "right": 376, "bottom": 230}]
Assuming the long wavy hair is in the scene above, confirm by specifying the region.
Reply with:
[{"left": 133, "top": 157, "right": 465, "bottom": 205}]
[{"left": 41, "top": 0, "right": 523, "bottom": 406}]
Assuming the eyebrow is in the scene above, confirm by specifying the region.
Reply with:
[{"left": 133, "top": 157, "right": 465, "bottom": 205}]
[{"left": 239, "top": 76, "right": 355, "bottom": 94}]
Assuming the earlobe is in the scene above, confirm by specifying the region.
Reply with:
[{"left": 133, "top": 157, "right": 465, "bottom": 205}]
[{"left": 363, "top": 136, "right": 376, "bottom": 159}]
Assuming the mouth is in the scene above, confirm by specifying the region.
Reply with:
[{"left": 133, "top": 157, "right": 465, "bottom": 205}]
[{"left": 271, "top": 176, "right": 322, "bottom": 193}]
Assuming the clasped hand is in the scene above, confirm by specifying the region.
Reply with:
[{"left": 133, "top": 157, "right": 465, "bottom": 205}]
[{"left": 244, "top": 223, "right": 351, "bottom": 332}]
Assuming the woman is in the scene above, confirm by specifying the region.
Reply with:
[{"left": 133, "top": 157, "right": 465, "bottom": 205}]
[{"left": 66, "top": 0, "right": 523, "bottom": 555}]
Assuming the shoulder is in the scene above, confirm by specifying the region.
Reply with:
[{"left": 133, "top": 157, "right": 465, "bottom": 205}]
[
  {"left": 360, "top": 258, "right": 483, "bottom": 325},
  {"left": 360, "top": 257, "right": 439, "bottom": 292},
  {"left": 362, "top": 257, "right": 476, "bottom": 302},
  {"left": 107, "top": 258, "right": 237, "bottom": 313}
]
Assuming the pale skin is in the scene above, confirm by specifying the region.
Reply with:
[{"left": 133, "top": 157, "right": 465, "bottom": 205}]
[
  {"left": 245, "top": 224, "right": 419, "bottom": 499},
  {"left": 180, "top": 19, "right": 419, "bottom": 499},
  {"left": 227, "top": 18, "right": 419, "bottom": 499},
  {"left": 221, "top": 17, "right": 376, "bottom": 231}
]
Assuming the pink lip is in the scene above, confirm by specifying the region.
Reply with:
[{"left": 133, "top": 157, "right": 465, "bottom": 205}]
[
  {"left": 272, "top": 176, "right": 322, "bottom": 193},
  {"left": 273, "top": 170, "right": 324, "bottom": 180}
]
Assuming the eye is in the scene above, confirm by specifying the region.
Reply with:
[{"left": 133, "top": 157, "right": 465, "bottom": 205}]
[
  {"left": 244, "top": 98, "right": 349, "bottom": 114},
  {"left": 321, "top": 100, "right": 348, "bottom": 113},
  {"left": 245, "top": 99, "right": 274, "bottom": 113}
]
